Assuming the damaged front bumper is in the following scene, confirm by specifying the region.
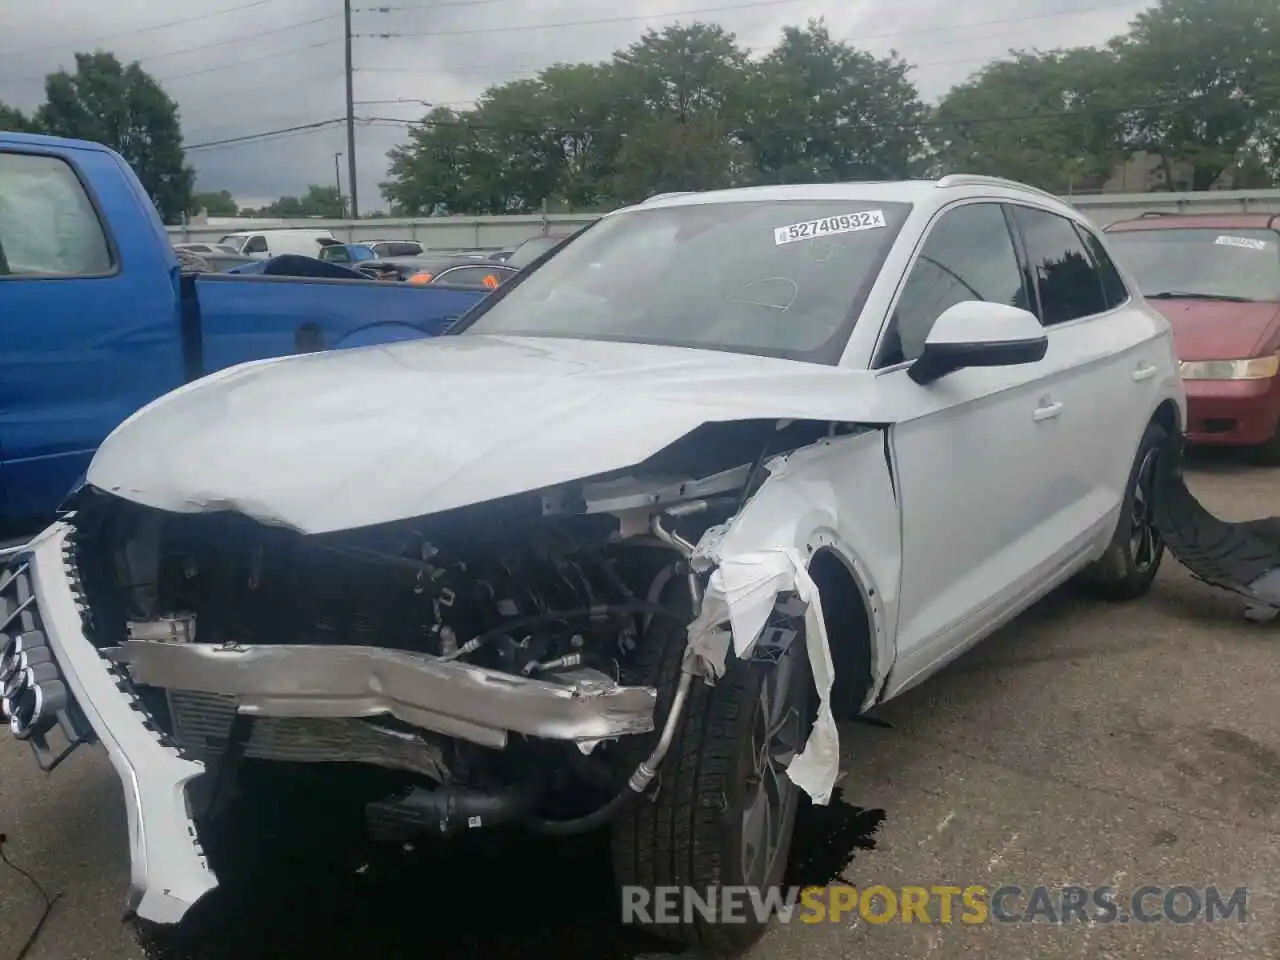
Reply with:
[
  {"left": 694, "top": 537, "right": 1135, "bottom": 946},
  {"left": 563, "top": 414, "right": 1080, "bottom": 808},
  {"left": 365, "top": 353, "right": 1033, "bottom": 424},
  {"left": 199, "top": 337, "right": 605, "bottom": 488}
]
[
  {"left": 108, "top": 640, "right": 657, "bottom": 751},
  {"left": 0, "top": 523, "right": 659, "bottom": 926},
  {"left": 1, "top": 524, "right": 216, "bottom": 924}
]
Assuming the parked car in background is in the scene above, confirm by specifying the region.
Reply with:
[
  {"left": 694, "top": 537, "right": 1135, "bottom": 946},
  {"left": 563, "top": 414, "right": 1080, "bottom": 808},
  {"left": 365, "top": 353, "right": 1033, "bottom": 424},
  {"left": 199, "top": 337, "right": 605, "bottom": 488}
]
[
  {"left": 318, "top": 242, "right": 377, "bottom": 265},
  {"left": 500, "top": 233, "right": 573, "bottom": 269},
  {"left": 368, "top": 239, "right": 425, "bottom": 258},
  {"left": 174, "top": 241, "right": 242, "bottom": 256},
  {"left": 218, "top": 228, "right": 337, "bottom": 259},
  {"left": 174, "top": 247, "right": 257, "bottom": 273},
  {"left": 1105, "top": 213, "right": 1280, "bottom": 461},
  {"left": 225, "top": 254, "right": 371, "bottom": 280},
  {"left": 360, "top": 253, "right": 498, "bottom": 284},
  {"left": 429, "top": 261, "right": 518, "bottom": 289}
]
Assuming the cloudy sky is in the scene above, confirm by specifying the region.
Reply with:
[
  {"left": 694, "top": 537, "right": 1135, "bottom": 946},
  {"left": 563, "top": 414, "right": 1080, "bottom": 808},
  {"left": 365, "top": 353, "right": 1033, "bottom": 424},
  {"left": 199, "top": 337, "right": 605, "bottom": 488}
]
[{"left": 0, "top": 0, "right": 1149, "bottom": 210}]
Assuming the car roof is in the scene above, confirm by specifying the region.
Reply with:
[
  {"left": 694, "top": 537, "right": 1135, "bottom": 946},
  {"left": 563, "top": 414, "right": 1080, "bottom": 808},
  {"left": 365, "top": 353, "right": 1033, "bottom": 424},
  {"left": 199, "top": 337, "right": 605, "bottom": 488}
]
[
  {"left": 626, "top": 174, "right": 1080, "bottom": 219},
  {"left": 1105, "top": 212, "right": 1280, "bottom": 232},
  {"left": 0, "top": 131, "right": 114, "bottom": 154}
]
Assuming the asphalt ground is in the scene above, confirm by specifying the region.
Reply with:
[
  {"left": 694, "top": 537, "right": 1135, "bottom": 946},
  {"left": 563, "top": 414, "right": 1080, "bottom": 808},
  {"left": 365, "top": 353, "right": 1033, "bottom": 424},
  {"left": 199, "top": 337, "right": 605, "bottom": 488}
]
[{"left": 1, "top": 451, "right": 1278, "bottom": 960}]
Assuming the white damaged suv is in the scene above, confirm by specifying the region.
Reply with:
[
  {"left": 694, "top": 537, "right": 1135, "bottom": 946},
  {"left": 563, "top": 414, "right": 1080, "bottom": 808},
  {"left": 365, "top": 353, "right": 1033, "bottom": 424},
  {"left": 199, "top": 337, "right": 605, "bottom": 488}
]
[{"left": 1, "top": 175, "right": 1183, "bottom": 954}]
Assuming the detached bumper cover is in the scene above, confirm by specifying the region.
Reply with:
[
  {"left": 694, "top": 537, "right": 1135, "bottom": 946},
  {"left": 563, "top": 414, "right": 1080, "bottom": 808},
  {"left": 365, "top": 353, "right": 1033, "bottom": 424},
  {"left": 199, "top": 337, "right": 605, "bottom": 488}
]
[{"left": 4, "top": 524, "right": 217, "bottom": 924}]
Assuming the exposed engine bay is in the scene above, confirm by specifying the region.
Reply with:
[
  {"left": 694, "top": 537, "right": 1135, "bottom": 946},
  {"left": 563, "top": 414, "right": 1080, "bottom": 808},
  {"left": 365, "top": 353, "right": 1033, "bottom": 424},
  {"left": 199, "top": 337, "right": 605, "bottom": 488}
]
[{"left": 65, "top": 418, "right": 845, "bottom": 843}]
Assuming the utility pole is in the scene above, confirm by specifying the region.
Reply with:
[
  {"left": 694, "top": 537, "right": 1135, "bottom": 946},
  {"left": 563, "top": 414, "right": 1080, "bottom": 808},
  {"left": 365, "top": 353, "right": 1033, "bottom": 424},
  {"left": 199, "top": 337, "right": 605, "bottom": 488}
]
[
  {"left": 333, "top": 152, "right": 344, "bottom": 216},
  {"left": 343, "top": 0, "right": 359, "bottom": 218}
]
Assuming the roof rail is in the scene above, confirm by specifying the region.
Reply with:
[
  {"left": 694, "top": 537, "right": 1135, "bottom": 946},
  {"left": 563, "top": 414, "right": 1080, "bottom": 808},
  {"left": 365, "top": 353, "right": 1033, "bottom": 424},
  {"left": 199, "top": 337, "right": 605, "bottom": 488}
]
[
  {"left": 642, "top": 191, "right": 696, "bottom": 203},
  {"left": 935, "top": 173, "right": 1061, "bottom": 203},
  {"left": 1138, "top": 211, "right": 1171, "bottom": 218}
]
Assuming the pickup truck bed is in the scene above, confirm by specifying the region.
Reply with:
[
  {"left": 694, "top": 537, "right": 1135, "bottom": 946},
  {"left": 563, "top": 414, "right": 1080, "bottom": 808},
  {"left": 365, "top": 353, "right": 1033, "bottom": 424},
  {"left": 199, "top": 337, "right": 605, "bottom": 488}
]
[{"left": 0, "top": 130, "right": 488, "bottom": 534}]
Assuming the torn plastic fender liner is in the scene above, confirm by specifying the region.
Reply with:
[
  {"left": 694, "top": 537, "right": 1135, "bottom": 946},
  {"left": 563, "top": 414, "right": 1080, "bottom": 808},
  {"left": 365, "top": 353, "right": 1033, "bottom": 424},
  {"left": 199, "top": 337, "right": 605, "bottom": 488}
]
[
  {"left": 684, "top": 429, "right": 902, "bottom": 806},
  {"left": 686, "top": 548, "right": 839, "bottom": 803},
  {"left": 1152, "top": 435, "right": 1280, "bottom": 608}
]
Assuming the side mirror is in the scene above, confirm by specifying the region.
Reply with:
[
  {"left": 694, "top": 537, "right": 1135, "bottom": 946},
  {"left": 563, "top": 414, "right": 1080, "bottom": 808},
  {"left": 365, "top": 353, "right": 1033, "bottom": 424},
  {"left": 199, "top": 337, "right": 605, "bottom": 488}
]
[{"left": 908, "top": 301, "right": 1047, "bottom": 385}]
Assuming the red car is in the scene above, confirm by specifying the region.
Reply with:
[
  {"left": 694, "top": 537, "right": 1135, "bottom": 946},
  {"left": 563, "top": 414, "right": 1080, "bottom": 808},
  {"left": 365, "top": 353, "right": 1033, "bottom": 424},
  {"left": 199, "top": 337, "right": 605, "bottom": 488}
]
[{"left": 1105, "top": 213, "right": 1280, "bottom": 461}]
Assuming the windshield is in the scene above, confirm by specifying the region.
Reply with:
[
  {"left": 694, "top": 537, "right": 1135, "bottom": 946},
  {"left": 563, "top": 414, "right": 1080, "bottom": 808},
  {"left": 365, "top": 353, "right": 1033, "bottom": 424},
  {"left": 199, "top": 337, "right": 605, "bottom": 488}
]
[
  {"left": 457, "top": 200, "right": 911, "bottom": 361},
  {"left": 1106, "top": 227, "right": 1280, "bottom": 302},
  {"left": 218, "top": 234, "right": 247, "bottom": 252}
]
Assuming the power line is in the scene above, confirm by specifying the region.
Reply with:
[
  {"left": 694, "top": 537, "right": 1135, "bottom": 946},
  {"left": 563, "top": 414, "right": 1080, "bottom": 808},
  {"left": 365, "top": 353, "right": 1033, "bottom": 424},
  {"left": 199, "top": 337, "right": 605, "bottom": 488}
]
[
  {"left": 350, "top": 0, "right": 1139, "bottom": 76},
  {"left": 354, "top": 0, "right": 520, "bottom": 10},
  {"left": 1, "top": 14, "right": 342, "bottom": 84},
  {"left": 178, "top": 86, "right": 1280, "bottom": 156},
  {"left": 358, "top": 91, "right": 1280, "bottom": 135},
  {"left": 157, "top": 41, "right": 341, "bottom": 83},
  {"left": 137, "top": 14, "right": 342, "bottom": 65},
  {"left": 355, "top": 0, "right": 807, "bottom": 39},
  {"left": 0, "top": 0, "right": 287, "bottom": 60},
  {"left": 185, "top": 118, "right": 347, "bottom": 151}
]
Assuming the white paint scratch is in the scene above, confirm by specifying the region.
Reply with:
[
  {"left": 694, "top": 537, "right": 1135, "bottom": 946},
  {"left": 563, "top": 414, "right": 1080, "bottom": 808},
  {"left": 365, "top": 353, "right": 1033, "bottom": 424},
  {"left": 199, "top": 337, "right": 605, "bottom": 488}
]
[
  {"left": 919, "top": 809, "right": 957, "bottom": 848},
  {"left": 987, "top": 832, "right": 1020, "bottom": 873}
]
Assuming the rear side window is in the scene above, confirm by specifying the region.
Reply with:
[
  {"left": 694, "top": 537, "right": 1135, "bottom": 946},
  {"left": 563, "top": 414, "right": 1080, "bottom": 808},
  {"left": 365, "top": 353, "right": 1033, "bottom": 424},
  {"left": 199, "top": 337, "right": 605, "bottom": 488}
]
[
  {"left": 1011, "top": 206, "right": 1108, "bottom": 324},
  {"left": 1076, "top": 225, "right": 1129, "bottom": 309},
  {"left": 0, "top": 151, "right": 113, "bottom": 277},
  {"left": 434, "top": 265, "right": 510, "bottom": 288},
  {"left": 378, "top": 241, "right": 421, "bottom": 257}
]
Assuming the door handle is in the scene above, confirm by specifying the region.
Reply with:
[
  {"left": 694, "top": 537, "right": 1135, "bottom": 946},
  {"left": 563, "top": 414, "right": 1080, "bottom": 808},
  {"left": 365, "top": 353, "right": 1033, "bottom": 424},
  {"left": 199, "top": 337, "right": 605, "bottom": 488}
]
[
  {"left": 1132, "top": 364, "right": 1158, "bottom": 382},
  {"left": 1033, "top": 400, "right": 1064, "bottom": 422}
]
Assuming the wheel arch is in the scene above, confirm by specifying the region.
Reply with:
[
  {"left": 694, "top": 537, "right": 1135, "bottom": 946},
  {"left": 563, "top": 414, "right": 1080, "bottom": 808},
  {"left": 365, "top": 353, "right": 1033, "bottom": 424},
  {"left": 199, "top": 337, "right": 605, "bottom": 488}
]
[
  {"left": 1152, "top": 397, "right": 1182, "bottom": 436},
  {"left": 806, "top": 542, "right": 886, "bottom": 719}
]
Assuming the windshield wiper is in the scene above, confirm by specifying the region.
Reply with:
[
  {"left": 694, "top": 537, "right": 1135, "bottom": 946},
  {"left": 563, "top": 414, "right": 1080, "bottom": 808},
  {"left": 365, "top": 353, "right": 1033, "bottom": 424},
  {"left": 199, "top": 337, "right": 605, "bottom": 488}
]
[{"left": 1146, "top": 291, "right": 1255, "bottom": 303}]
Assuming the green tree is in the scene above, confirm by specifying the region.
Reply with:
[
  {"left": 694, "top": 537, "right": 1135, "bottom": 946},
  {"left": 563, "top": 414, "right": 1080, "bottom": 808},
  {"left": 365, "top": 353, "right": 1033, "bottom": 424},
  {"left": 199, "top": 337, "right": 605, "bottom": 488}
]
[
  {"left": 465, "top": 79, "right": 563, "bottom": 213},
  {"left": 541, "top": 62, "right": 628, "bottom": 209},
  {"left": 189, "top": 189, "right": 238, "bottom": 216},
  {"left": 37, "top": 52, "right": 194, "bottom": 222},
  {"left": 743, "top": 20, "right": 925, "bottom": 184},
  {"left": 928, "top": 48, "right": 1128, "bottom": 192},
  {"left": 382, "top": 106, "right": 489, "bottom": 215},
  {"left": 1111, "top": 0, "right": 1280, "bottom": 190},
  {"left": 0, "top": 102, "right": 38, "bottom": 133},
  {"left": 253, "top": 184, "right": 345, "bottom": 218},
  {"left": 608, "top": 23, "right": 752, "bottom": 201}
]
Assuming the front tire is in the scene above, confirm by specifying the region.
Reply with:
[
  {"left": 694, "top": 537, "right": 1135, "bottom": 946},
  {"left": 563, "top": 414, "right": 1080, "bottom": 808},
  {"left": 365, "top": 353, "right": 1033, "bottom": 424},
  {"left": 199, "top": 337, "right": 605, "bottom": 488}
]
[
  {"left": 610, "top": 591, "right": 812, "bottom": 956},
  {"left": 1079, "top": 420, "right": 1169, "bottom": 600}
]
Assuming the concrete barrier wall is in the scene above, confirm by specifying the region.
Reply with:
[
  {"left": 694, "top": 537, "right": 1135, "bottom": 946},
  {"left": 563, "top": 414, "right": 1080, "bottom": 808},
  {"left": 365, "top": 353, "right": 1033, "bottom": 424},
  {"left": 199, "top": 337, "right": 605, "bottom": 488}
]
[{"left": 167, "top": 188, "right": 1280, "bottom": 250}]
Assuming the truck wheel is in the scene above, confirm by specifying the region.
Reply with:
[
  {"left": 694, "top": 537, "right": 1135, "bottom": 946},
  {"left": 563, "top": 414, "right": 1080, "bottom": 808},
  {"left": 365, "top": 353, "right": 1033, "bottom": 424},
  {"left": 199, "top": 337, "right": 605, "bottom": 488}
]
[
  {"left": 611, "top": 587, "right": 813, "bottom": 956},
  {"left": 1079, "top": 420, "right": 1168, "bottom": 600}
]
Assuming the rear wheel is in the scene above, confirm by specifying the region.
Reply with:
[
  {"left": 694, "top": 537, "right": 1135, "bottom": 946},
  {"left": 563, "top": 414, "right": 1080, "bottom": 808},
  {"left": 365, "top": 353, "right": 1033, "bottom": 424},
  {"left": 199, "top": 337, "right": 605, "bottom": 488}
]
[
  {"left": 610, "top": 588, "right": 812, "bottom": 956},
  {"left": 1079, "top": 420, "right": 1168, "bottom": 600}
]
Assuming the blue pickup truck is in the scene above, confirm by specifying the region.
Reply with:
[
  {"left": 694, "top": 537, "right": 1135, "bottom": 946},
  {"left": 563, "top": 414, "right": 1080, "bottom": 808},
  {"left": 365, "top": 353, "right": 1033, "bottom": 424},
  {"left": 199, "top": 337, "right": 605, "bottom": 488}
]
[{"left": 0, "top": 132, "right": 489, "bottom": 536}]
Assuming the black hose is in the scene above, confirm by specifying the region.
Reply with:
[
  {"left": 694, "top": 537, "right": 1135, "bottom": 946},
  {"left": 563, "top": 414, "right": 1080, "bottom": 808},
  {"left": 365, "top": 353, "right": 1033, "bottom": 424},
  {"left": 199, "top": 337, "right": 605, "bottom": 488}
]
[
  {"left": 443, "top": 600, "right": 689, "bottom": 661},
  {"left": 519, "top": 783, "right": 647, "bottom": 836}
]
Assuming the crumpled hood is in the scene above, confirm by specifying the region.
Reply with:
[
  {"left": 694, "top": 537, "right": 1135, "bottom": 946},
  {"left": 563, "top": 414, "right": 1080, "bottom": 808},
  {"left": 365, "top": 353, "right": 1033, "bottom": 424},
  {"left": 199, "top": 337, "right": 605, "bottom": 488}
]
[{"left": 87, "top": 334, "right": 883, "bottom": 533}]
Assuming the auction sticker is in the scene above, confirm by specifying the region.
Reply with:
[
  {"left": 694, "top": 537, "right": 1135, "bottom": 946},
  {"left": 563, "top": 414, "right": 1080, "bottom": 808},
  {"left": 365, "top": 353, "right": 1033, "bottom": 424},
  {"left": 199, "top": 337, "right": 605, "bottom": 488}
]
[
  {"left": 774, "top": 210, "right": 887, "bottom": 245},
  {"left": 1215, "top": 235, "right": 1269, "bottom": 251}
]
